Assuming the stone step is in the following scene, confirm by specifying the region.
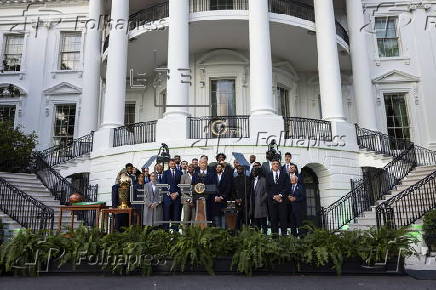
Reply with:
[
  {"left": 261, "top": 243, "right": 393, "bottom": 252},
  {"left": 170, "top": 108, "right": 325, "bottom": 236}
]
[
  {"left": 1, "top": 200, "right": 61, "bottom": 207},
  {"left": 413, "top": 166, "right": 436, "bottom": 173},
  {"left": 0, "top": 172, "right": 38, "bottom": 180},
  {"left": 5, "top": 179, "right": 45, "bottom": 186},
  {"left": 9, "top": 186, "right": 51, "bottom": 192}
]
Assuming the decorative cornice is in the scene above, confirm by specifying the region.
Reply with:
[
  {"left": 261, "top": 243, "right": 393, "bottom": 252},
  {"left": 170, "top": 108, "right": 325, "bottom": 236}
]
[
  {"left": 43, "top": 82, "right": 82, "bottom": 95},
  {"left": 372, "top": 70, "right": 420, "bottom": 84}
]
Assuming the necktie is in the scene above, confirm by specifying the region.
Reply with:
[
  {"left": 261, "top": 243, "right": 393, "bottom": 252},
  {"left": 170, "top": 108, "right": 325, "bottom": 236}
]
[
  {"left": 275, "top": 172, "right": 279, "bottom": 184},
  {"left": 172, "top": 169, "right": 175, "bottom": 179}
]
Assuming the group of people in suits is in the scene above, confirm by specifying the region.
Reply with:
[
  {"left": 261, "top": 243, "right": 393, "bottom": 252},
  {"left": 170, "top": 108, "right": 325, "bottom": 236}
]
[{"left": 113, "top": 152, "right": 306, "bottom": 236}]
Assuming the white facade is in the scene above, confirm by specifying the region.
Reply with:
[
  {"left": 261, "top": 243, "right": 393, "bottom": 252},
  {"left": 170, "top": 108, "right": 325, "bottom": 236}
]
[{"left": 1, "top": 0, "right": 436, "bottom": 206}]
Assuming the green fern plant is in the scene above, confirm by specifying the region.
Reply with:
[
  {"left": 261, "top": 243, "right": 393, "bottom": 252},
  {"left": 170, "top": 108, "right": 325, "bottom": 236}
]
[
  {"left": 231, "top": 227, "right": 289, "bottom": 276},
  {"left": 170, "top": 226, "right": 232, "bottom": 275}
]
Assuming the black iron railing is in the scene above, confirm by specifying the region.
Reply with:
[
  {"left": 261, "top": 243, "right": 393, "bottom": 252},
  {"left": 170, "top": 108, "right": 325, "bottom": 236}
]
[
  {"left": 283, "top": 117, "right": 332, "bottom": 141},
  {"left": 356, "top": 125, "right": 436, "bottom": 166},
  {"left": 129, "top": 1, "right": 169, "bottom": 31},
  {"left": 190, "top": 0, "right": 249, "bottom": 11},
  {"left": 321, "top": 143, "right": 417, "bottom": 231},
  {"left": 0, "top": 177, "right": 54, "bottom": 232},
  {"left": 33, "top": 153, "right": 98, "bottom": 227},
  {"left": 377, "top": 170, "right": 436, "bottom": 229},
  {"left": 41, "top": 132, "right": 94, "bottom": 167},
  {"left": 188, "top": 115, "right": 250, "bottom": 139},
  {"left": 121, "top": 0, "right": 349, "bottom": 45},
  {"left": 113, "top": 121, "right": 157, "bottom": 147}
]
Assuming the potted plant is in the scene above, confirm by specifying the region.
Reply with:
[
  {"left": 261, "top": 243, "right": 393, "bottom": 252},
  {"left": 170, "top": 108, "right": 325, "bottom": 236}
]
[{"left": 423, "top": 210, "right": 436, "bottom": 253}]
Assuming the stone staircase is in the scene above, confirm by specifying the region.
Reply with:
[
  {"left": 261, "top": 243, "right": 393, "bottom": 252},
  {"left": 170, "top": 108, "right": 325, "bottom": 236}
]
[
  {"left": 349, "top": 165, "right": 436, "bottom": 230},
  {"left": 0, "top": 172, "right": 81, "bottom": 238},
  {"left": 0, "top": 209, "right": 22, "bottom": 240}
]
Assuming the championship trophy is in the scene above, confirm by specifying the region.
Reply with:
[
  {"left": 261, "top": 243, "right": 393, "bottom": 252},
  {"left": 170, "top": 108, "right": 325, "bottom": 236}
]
[{"left": 118, "top": 174, "right": 131, "bottom": 209}]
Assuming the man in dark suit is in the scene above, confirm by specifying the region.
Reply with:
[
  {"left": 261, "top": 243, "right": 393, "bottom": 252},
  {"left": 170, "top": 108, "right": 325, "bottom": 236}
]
[
  {"left": 266, "top": 159, "right": 289, "bottom": 235},
  {"left": 282, "top": 152, "right": 299, "bottom": 174},
  {"left": 154, "top": 164, "right": 164, "bottom": 183},
  {"left": 191, "top": 159, "right": 217, "bottom": 223},
  {"left": 288, "top": 175, "right": 306, "bottom": 237},
  {"left": 161, "top": 159, "right": 182, "bottom": 230},
  {"left": 233, "top": 165, "right": 251, "bottom": 229},
  {"left": 212, "top": 163, "right": 231, "bottom": 228}
]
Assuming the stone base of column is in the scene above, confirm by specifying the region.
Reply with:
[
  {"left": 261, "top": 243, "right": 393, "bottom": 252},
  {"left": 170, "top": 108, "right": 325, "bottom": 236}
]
[
  {"left": 331, "top": 121, "right": 358, "bottom": 151},
  {"left": 250, "top": 114, "right": 285, "bottom": 147},
  {"left": 156, "top": 115, "right": 189, "bottom": 142},
  {"left": 93, "top": 127, "right": 114, "bottom": 152}
]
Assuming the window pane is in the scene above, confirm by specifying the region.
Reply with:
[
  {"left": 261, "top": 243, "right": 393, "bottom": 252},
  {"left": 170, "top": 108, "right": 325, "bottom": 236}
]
[
  {"left": 375, "top": 16, "right": 399, "bottom": 57},
  {"left": 384, "top": 94, "right": 410, "bottom": 148},
  {"left": 59, "top": 32, "right": 81, "bottom": 70},
  {"left": 53, "top": 104, "right": 76, "bottom": 146},
  {"left": 124, "top": 103, "right": 136, "bottom": 125},
  {"left": 0, "top": 105, "right": 16, "bottom": 125},
  {"left": 210, "top": 79, "right": 236, "bottom": 116},
  {"left": 3, "top": 35, "right": 24, "bottom": 71},
  {"left": 277, "top": 87, "right": 290, "bottom": 117}
]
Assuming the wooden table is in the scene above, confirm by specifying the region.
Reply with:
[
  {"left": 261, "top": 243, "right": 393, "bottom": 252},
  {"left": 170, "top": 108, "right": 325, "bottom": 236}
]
[
  {"left": 58, "top": 204, "right": 107, "bottom": 230},
  {"left": 100, "top": 207, "right": 141, "bottom": 233}
]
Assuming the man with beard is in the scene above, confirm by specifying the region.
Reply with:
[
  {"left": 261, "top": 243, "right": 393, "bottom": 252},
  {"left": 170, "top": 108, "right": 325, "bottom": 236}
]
[{"left": 233, "top": 165, "right": 251, "bottom": 229}]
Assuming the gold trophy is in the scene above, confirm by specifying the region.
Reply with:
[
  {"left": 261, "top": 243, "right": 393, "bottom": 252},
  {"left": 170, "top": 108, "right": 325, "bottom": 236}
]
[{"left": 118, "top": 174, "right": 131, "bottom": 209}]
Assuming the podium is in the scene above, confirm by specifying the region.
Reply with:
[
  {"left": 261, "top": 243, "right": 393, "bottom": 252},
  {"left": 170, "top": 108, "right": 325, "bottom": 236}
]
[
  {"left": 223, "top": 201, "right": 238, "bottom": 230},
  {"left": 181, "top": 182, "right": 216, "bottom": 228}
]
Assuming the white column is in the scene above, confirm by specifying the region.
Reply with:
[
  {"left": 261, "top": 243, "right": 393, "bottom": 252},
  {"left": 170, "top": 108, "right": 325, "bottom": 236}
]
[
  {"left": 346, "top": 0, "right": 377, "bottom": 130},
  {"left": 156, "top": 0, "right": 190, "bottom": 142},
  {"left": 94, "top": 0, "right": 129, "bottom": 149},
  {"left": 249, "top": 0, "right": 274, "bottom": 115},
  {"left": 314, "top": 0, "right": 346, "bottom": 122},
  {"left": 165, "top": 0, "right": 190, "bottom": 117},
  {"left": 78, "top": 0, "right": 103, "bottom": 136},
  {"left": 248, "top": 0, "right": 284, "bottom": 142},
  {"left": 100, "top": 0, "right": 129, "bottom": 129}
]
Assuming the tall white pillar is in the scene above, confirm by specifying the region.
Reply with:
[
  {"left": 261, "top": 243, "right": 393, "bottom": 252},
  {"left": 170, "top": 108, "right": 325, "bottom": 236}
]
[
  {"left": 248, "top": 0, "right": 284, "bottom": 142},
  {"left": 100, "top": 0, "right": 129, "bottom": 129},
  {"left": 78, "top": 0, "right": 103, "bottom": 136},
  {"left": 94, "top": 0, "right": 129, "bottom": 149},
  {"left": 165, "top": 0, "right": 190, "bottom": 117},
  {"left": 156, "top": 0, "right": 190, "bottom": 141},
  {"left": 249, "top": 0, "right": 274, "bottom": 115},
  {"left": 346, "top": 0, "right": 377, "bottom": 130},
  {"left": 314, "top": 0, "right": 346, "bottom": 122}
]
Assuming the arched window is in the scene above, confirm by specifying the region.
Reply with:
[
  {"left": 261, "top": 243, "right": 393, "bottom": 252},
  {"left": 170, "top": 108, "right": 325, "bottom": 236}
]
[{"left": 301, "top": 166, "right": 321, "bottom": 227}]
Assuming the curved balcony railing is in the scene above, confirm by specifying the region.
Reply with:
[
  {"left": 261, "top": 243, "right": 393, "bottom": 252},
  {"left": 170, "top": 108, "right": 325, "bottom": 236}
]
[
  {"left": 283, "top": 117, "right": 332, "bottom": 141},
  {"left": 41, "top": 132, "right": 94, "bottom": 167},
  {"left": 188, "top": 115, "right": 250, "bottom": 139},
  {"left": 104, "top": 0, "right": 349, "bottom": 51},
  {"left": 113, "top": 121, "right": 157, "bottom": 147}
]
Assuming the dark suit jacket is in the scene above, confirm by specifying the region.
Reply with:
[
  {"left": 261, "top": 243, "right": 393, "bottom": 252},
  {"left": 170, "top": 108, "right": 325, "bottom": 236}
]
[
  {"left": 192, "top": 169, "right": 217, "bottom": 220},
  {"left": 162, "top": 168, "right": 182, "bottom": 204},
  {"left": 265, "top": 170, "right": 289, "bottom": 200},
  {"left": 287, "top": 183, "right": 306, "bottom": 214},
  {"left": 282, "top": 162, "right": 299, "bottom": 174},
  {"left": 211, "top": 173, "right": 231, "bottom": 217}
]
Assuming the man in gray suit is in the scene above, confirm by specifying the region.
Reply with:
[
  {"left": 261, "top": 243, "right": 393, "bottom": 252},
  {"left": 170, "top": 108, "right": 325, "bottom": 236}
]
[
  {"left": 180, "top": 164, "right": 195, "bottom": 223},
  {"left": 250, "top": 166, "right": 269, "bottom": 234},
  {"left": 143, "top": 172, "right": 163, "bottom": 226}
]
